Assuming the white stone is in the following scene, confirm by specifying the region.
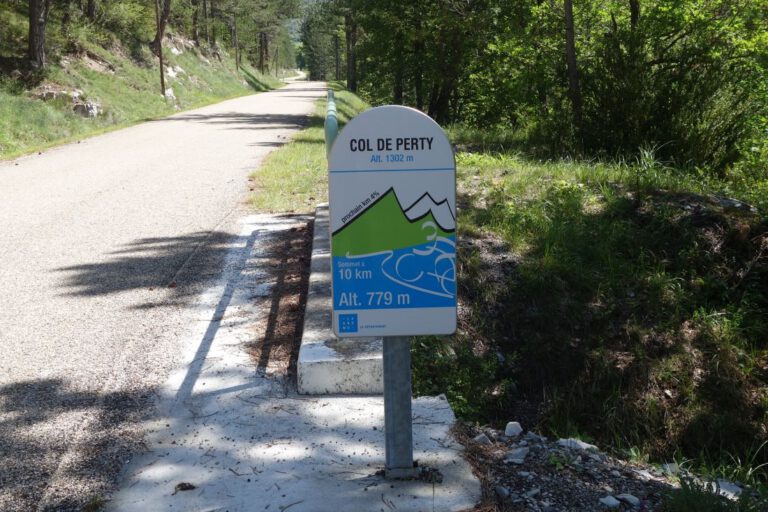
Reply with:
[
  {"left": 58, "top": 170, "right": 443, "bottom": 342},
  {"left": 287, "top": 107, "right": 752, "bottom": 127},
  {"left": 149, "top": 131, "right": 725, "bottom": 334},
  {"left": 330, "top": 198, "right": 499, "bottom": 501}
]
[
  {"left": 164, "top": 87, "right": 176, "bottom": 101},
  {"left": 505, "top": 421, "right": 523, "bottom": 437},
  {"left": 661, "top": 462, "right": 679, "bottom": 475},
  {"left": 632, "top": 469, "right": 654, "bottom": 481},
  {"left": 616, "top": 494, "right": 640, "bottom": 506},
  {"left": 495, "top": 486, "right": 510, "bottom": 499},
  {"left": 473, "top": 433, "right": 492, "bottom": 445},
  {"left": 525, "top": 431, "right": 545, "bottom": 442},
  {"left": 170, "top": 46, "right": 182, "bottom": 55},
  {"left": 525, "top": 487, "right": 540, "bottom": 498},
  {"left": 714, "top": 479, "right": 742, "bottom": 500},
  {"left": 505, "top": 447, "right": 529, "bottom": 464},
  {"left": 599, "top": 496, "right": 621, "bottom": 508},
  {"left": 557, "top": 438, "right": 598, "bottom": 451},
  {"left": 72, "top": 101, "right": 101, "bottom": 118}
]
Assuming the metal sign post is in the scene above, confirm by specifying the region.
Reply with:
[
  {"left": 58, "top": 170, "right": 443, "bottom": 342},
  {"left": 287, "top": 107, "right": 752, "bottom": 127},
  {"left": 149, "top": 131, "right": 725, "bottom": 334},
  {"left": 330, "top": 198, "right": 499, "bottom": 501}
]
[
  {"left": 383, "top": 336, "right": 416, "bottom": 477},
  {"left": 328, "top": 106, "right": 456, "bottom": 479}
]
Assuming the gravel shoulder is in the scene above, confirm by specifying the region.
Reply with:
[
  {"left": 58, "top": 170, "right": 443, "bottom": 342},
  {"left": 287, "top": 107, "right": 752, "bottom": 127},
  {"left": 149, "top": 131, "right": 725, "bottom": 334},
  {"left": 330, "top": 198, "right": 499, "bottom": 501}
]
[{"left": 0, "top": 81, "right": 325, "bottom": 510}]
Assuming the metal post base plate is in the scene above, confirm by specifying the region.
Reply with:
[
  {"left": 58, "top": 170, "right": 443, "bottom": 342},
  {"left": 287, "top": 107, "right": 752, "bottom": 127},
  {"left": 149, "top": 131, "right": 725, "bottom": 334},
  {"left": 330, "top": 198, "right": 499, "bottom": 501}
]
[{"left": 385, "top": 466, "right": 420, "bottom": 480}]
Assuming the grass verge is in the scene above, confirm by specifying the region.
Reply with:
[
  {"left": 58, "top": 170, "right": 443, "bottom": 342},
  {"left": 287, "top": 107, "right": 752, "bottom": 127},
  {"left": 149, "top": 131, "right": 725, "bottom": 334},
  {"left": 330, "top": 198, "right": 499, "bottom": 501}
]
[{"left": 249, "top": 81, "right": 369, "bottom": 212}]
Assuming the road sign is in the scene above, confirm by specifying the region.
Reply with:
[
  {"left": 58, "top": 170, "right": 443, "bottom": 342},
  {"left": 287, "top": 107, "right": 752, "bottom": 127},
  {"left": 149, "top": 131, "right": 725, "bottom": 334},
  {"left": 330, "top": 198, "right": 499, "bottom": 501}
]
[{"left": 329, "top": 106, "right": 457, "bottom": 337}]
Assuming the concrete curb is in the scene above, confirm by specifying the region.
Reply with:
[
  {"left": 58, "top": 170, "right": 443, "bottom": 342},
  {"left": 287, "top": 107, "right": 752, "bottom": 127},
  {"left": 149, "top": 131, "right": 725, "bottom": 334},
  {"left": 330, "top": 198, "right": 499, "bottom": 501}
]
[
  {"left": 107, "top": 213, "right": 481, "bottom": 511},
  {"left": 297, "top": 204, "right": 384, "bottom": 394}
]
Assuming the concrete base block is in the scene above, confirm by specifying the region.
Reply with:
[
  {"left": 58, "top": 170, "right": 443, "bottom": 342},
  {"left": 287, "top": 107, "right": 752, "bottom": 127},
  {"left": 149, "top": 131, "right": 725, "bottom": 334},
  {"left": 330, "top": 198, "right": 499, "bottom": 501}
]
[{"left": 297, "top": 204, "right": 383, "bottom": 394}]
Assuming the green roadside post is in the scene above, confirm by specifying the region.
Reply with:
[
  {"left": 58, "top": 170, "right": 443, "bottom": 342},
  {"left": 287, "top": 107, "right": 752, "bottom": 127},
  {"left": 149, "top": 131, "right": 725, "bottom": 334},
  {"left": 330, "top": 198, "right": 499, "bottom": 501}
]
[{"left": 324, "top": 90, "right": 338, "bottom": 159}]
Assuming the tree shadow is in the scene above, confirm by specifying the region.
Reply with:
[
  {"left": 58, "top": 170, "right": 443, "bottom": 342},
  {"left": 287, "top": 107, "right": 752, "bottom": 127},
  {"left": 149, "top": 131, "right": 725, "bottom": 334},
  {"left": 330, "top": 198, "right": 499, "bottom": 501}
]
[
  {"left": 250, "top": 221, "right": 313, "bottom": 378},
  {"left": 7, "top": 215, "right": 316, "bottom": 509},
  {"left": 155, "top": 112, "right": 312, "bottom": 131},
  {"left": 240, "top": 69, "right": 274, "bottom": 92},
  {"left": 55, "top": 231, "right": 237, "bottom": 307},
  {"left": 269, "top": 86, "right": 328, "bottom": 93},
  {"left": 0, "top": 378, "right": 151, "bottom": 511}
]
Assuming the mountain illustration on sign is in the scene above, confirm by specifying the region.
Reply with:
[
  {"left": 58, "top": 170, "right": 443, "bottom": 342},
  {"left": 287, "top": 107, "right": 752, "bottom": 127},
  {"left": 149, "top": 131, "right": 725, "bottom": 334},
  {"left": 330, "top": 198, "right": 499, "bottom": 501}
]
[
  {"left": 332, "top": 188, "right": 456, "bottom": 302},
  {"left": 332, "top": 188, "right": 455, "bottom": 256}
]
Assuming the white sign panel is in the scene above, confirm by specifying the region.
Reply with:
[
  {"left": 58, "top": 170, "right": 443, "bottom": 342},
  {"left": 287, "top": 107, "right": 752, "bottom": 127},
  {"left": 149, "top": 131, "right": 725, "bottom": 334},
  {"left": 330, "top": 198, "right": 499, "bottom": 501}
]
[{"left": 329, "top": 106, "right": 457, "bottom": 337}]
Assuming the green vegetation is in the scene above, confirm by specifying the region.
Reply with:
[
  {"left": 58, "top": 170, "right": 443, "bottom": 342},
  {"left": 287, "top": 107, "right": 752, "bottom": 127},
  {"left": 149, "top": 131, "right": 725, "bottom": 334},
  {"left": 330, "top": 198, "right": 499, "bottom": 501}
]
[
  {"left": 4, "top": 0, "right": 764, "bottom": 502},
  {"left": 0, "top": 40, "right": 279, "bottom": 158},
  {"left": 249, "top": 82, "right": 368, "bottom": 212},
  {"left": 411, "top": 146, "right": 768, "bottom": 490},
  {"left": 303, "top": 1, "right": 767, "bottom": 177},
  {"left": 252, "top": 75, "right": 767, "bottom": 494},
  {"left": 298, "top": 0, "right": 768, "bottom": 487},
  {"left": 0, "top": 0, "right": 295, "bottom": 158},
  {"left": 662, "top": 476, "right": 766, "bottom": 511}
]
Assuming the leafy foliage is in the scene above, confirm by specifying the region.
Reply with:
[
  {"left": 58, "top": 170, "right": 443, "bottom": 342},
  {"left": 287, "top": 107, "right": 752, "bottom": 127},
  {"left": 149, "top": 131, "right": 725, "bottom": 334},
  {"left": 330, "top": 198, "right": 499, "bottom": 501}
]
[{"left": 301, "top": 0, "right": 768, "bottom": 175}]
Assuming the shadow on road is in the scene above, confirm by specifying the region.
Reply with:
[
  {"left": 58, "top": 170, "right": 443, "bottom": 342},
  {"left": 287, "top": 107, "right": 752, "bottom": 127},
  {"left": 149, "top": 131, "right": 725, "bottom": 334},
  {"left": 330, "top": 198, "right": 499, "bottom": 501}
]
[
  {"left": 55, "top": 231, "right": 236, "bottom": 306},
  {"left": 156, "top": 112, "right": 311, "bottom": 131},
  {"left": 0, "top": 378, "right": 150, "bottom": 511}
]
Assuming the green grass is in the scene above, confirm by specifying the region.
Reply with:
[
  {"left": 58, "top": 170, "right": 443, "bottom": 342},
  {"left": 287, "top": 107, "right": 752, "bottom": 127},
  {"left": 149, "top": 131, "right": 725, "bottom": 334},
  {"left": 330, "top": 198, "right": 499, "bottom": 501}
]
[
  {"left": 0, "top": 29, "right": 281, "bottom": 159},
  {"left": 661, "top": 475, "right": 766, "bottom": 512},
  {"left": 411, "top": 143, "right": 768, "bottom": 489},
  {"left": 249, "top": 82, "right": 368, "bottom": 212}
]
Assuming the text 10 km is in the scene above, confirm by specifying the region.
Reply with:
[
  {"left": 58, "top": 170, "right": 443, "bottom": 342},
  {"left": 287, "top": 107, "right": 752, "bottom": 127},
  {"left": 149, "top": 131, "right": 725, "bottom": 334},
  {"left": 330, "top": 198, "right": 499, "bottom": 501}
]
[{"left": 338, "top": 268, "right": 372, "bottom": 280}]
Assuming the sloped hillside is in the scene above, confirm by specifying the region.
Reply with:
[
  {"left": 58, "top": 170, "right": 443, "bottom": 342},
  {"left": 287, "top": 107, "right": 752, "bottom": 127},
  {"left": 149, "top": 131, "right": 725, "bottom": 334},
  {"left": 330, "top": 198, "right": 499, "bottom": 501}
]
[{"left": 0, "top": 5, "right": 283, "bottom": 159}]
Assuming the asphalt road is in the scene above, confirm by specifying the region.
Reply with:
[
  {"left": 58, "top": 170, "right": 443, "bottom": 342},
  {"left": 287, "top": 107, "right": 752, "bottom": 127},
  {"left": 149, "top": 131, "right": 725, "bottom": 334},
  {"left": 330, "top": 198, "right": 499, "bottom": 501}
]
[{"left": 0, "top": 80, "right": 325, "bottom": 510}]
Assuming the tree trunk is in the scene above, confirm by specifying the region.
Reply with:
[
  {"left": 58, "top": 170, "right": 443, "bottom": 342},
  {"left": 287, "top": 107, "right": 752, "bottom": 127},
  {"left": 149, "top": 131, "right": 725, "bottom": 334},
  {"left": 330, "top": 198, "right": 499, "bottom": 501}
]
[
  {"left": 259, "top": 32, "right": 267, "bottom": 74},
  {"left": 629, "top": 0, "right": 640, "bottom": 30},
  {"left": 274, "top": 45, "right": 279, "bottom": 75},
  {"left": 151, "top": 0, "right": 172, "bottom": 57},
  {"left": 334, "top": 34, "right": 340, "bottom": 81},
  {"left": 232, "top": 16, "right": 239, "bottom": 70},
  {"left": 154, "top": 0, "right": 166, "bottom": 97},
  {"left": 393, "top": 63, "right": 404, "bottom": 104},
  {"left": 28, "top": 0, "right": 52, "bottom": 69},
  {"left": 86, "top": 0, "right": 96, "bottom": 20},
  {"left": 62, "top": 0, "right": 72, "bottom": 31},
  {"left": 202, "top": 0, "right": 209, "bottom": 45},
  {"left": 192, "top": 0, "right": 200, "bottom": 45},
  {"left": 564, "top": 0, "right": 583, "bottom": 138},
  {"left": 345, "top": 13, "right": 357, "bottom": 92},
  {"left": 210, "top": 0, "right": 216, "bottom": 44},
  {"left": 413, "top": 22, "right": 424, "bottom": 111},
  {"left": 429, "top": 83, "right": 455, "bottom": 125}
]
